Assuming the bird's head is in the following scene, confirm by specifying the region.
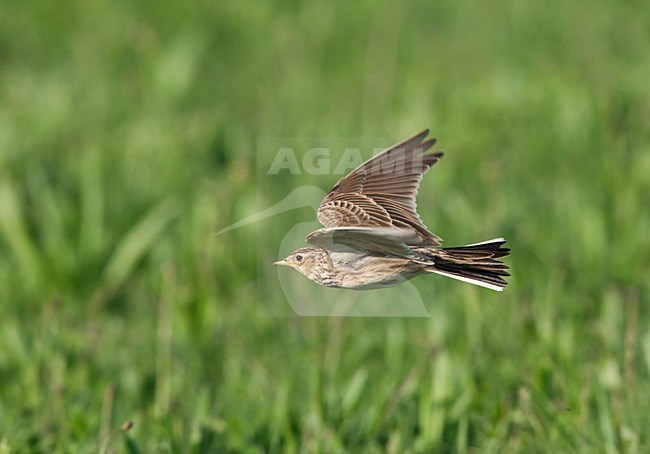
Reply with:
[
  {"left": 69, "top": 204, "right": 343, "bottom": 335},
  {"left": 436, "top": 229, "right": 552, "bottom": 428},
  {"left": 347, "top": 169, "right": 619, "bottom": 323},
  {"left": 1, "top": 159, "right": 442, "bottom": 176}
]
[{"left": 274, "top": 247, "right": 330, "bottom": 281}]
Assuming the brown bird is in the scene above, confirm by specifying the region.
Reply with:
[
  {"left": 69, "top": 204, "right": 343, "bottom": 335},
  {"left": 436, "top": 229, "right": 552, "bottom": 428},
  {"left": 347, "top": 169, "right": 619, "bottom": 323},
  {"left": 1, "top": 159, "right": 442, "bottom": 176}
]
[{"left": 274, "top": 130, "right": 510, "bottom": 291}]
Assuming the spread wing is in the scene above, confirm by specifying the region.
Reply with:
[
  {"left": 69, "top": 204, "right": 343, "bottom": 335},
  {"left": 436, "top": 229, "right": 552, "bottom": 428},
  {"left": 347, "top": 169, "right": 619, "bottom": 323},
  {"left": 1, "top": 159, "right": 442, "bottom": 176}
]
[
  {"left": 306, "top": 226, "right": 431, "bottom": 262},
  {"left": 317, "top": 129, "right": 443, "bottom": 246}
]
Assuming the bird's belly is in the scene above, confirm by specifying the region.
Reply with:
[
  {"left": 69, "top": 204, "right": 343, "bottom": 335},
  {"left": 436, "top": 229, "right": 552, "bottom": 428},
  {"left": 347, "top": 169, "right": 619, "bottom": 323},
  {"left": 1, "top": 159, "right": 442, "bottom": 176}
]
[
  {"left": 343, "top": 278, "right": 407, "bottom": 290},
  {"left": 329, "top": 254, "right": 420, "bottom": 290}
]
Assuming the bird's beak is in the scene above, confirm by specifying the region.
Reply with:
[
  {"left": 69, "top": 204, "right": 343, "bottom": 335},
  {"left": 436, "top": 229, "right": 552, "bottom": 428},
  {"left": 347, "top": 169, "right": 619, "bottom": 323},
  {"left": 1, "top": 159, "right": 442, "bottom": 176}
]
[{"left": 274, "top": 259, "right": 289, "bottom": 267}]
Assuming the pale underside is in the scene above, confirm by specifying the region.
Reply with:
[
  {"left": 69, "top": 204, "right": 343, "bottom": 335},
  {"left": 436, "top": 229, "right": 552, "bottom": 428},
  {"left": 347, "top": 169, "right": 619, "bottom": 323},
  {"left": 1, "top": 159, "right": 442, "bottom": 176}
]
[{"left": 326, "top": 252, "right": 423, "bottom": 290}]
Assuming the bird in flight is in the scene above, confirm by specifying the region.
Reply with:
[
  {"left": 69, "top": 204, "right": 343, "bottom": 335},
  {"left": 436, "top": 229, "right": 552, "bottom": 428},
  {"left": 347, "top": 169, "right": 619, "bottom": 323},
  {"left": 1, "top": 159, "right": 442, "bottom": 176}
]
[{"left": 274, "top": 130, "right": 510, "bottom": 291}]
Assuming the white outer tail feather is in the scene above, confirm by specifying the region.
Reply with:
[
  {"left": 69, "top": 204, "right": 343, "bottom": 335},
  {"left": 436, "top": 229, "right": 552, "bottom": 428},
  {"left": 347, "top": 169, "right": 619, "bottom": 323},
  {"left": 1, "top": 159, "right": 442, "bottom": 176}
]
[
  {"left": 460, "top": 237, "right": 506, "bottom": 247},
  {"left": 430, "top": 269, "right": 505, "bottom": 292}
]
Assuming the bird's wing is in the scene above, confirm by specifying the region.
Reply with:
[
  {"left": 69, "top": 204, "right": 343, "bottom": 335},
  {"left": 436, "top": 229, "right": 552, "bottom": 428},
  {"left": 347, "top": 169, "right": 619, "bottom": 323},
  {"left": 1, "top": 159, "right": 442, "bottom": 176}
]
[
  {"left": 317, "top": 130, "right": 443, "bottom": 245},
  {"left": 306, "top": 226, "right": 430, "bottom": 261}
]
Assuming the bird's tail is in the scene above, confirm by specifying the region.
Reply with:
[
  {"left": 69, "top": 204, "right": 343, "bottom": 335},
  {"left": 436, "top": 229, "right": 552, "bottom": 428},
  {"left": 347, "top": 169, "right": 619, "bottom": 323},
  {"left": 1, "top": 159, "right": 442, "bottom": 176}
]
[{"left": 426, "top": 238, "right": 510, "bottom": 291}]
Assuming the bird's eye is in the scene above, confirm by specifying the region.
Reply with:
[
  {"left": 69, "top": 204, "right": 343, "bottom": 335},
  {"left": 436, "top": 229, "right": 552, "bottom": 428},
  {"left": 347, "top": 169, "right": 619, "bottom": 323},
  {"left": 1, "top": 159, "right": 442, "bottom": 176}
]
[{"left": 295, "top": 254, "right": 303, "bottom": 262}]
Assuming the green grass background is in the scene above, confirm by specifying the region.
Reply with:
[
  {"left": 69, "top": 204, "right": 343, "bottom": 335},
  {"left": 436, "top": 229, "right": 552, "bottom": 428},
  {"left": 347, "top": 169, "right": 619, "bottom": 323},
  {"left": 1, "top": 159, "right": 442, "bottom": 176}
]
[{"left": 1, "top": 0, "right": 649, "bottom": 451}]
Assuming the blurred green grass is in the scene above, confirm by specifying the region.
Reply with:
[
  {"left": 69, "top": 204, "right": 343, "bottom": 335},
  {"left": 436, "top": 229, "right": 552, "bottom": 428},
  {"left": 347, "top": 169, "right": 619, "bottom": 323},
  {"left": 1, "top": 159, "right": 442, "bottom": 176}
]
[{"left": 1, "top": 0, "right": 649, "bottom": 451}]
